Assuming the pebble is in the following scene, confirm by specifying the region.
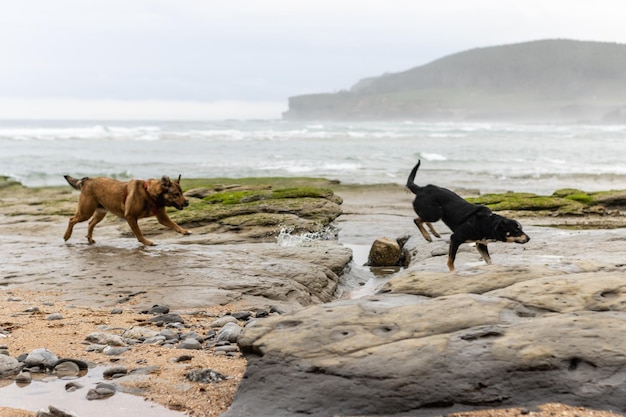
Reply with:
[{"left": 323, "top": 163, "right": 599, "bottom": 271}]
[
  {"left": 53, "top": 361, "right": 80, "bottom": 377},
  {"left": 181, "top": 331, "right": 204, "bottom": 343},
  {"left": 186, "top": 368, "right": 227, "bottom": 383},
  {"left": 65, "top": 381, "right": 83, "bottom": 392},
  {"left": 214, "top": 345, "right": 239, "bottom": 353},
  {"left": 172, "top": 354, "right": 194, "bottom": 363},
  {"left": 147, "top": 313, "right": 184, "bottom": 324},
  {"left": 15, "top": 371, "right": 32, "bottom": 384},
  {"left": 103, "top": 365, "right": 128, "bottom": 378},
  {"left": 84, "top": 332, "right": 127, "bottom": 347},
  {"left": 103, "top": 346, "right": 131, "bottom": 356},
  {"left": 159, "top": 328, "right": 180, "bottom": 341},
  {"left": 86, "top": 382, "right": 116, "bottom": 400},
  {"left": 146, "top": 304, "right": 170, "bottom": 315},
  {"left": 110, "top": 307, "right": 123, "bottom": 314},
  {"left": 178, "top": 338, "right": 202, "bottom": 350},
  {"left": 122, "top": 326, "right": 160, "bottom": 340},
  {"left": 36, "top": 405, "right": 79, "bottom": 417},
  {"left": 216, "top": 322, "right": 242, "bottom": 343},
  {"left": 24, "top": 348, "right": 59, "bottom": 369},
  {"left": 23, "top": 306, "right": 40, "bottom": 313},
  {"left": 210, "top": 315, "right": 238, "bottom": 328},
  {"left": 46, "top": 313, "right": 64, "bottom": 321}
]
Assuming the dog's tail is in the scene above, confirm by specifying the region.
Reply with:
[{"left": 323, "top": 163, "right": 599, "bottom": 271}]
[
  {"left": 64, "top": 175, "right": 88, "bottom": 191},
  {"left": 406, "top": 160, "right": 421, "bottom": 195}
]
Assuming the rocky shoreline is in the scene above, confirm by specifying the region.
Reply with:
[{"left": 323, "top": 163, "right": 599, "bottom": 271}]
[{"left": 1, "top": 180, "right": 626, "bottom": 416}]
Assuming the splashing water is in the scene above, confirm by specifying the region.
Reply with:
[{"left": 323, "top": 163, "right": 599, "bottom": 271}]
[{"left": 276, "top": 225, "right": 339, "bottom": 247}]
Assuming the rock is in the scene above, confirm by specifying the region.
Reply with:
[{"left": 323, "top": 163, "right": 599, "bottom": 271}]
[
  {"left": 145, "top": 304, "right": 170, "bottom": 314},
  {"left": 102, "top": 346, "right": 131, "bottom": 356},
  {"left": 45, "top": 313, "right": 63, "bottom": 320},
  {"left": 178, "top": 338, "right": 202, "bottom": 350},
  {"left": 159, "top": 328, "right": 180, "bottom": 341},
  {"left": 0, "top": 354, "right": 21, "bottom": 376},
  {"left": 86, "top": 382, "right": 116, "bottom": 400},
  {"left": 227, "top": 288, "right": 626, "bottom": 417},
  {"left": 216, "top": 322, "right": 242, "bottom": 343},
  {"left": 15, "top": 370, "right": 32, "bottom": 384},
  {"left": 122, "top": 326, "right": 160, "bottom": 340},
  {"left": 210, "top": 315, "right": 238, "bottom": 328},
  {"left": 53, "top": 361, "right": 80, "bottom": 377},
  {"left": 24, "top": 348, "right": 59, "bottom": 370},
  {"left": 186, "top": 368, "right": 227, "bottom": 383},
  {"left": 147, "top": 313, "right": 184, "bottom": 324},
  {"left": 85, "top": 332, "right": 126, "bottom": 347},
  {"left": 53, "top": 358, "right": 89, "bottom": 370},
  {"left": 36, "top": 406, "right": 78, "bottom": 417},
  {"left": 65, "top": 381, "right": 83, "bottom": 392},
  {"left": 367, "top": 237, "right": 402, "bottom": 266},
  {"left": 103, "top": 365, "right": 128, "bottom": 378}
]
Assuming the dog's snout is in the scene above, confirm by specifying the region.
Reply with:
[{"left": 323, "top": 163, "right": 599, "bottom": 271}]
[{"left": 183, "top": 199, "right": 189, "bottom": 207}]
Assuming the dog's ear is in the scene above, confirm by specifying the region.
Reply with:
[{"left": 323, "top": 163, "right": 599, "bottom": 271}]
[
  {"left": 161, "top": 175, "right": 171, "bottom": 187},
  {"left": 176, "top": 174, "right": 181, "bottom": 184}
]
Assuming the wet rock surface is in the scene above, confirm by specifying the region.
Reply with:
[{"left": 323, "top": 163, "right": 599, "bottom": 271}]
[
  {"left": 225, "top": 223, "right": 626, "bottom": 417},
  {"left": 3, "top": 182, "right": 626, "bottom": 417}
]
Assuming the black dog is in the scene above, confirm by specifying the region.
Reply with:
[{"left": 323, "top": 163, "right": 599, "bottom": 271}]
[{"left": 407, "top": 160, "right": 530, "bottom": 271}]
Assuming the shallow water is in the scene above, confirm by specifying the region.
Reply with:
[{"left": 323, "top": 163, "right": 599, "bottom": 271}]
[{"left": 0, "top": 367, "right": 183, "bottom": 416}]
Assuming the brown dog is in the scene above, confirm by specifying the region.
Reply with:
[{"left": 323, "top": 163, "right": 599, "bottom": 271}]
[{"left": 63, "top": 175, "right": 191, "bottom": 246}]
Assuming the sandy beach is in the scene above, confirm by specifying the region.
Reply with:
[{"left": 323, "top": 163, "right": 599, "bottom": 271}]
[{"left": 1, "top": 182, "right": 625, "bottom": 417}]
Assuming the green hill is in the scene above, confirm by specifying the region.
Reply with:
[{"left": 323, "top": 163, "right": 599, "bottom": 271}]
[{"left": 283, "top": 39, "right": 626, "bottom": 122}]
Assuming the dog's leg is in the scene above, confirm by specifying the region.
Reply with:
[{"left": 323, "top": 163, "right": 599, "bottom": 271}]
[
  {"left": 64, "top": 198, "right": 98, "bottom": 242},
  {"left": 476, "top": 243, "right": 492, "bottom": 265},
  {"left": 86, "top": 209, "right": 107, "bottom": 244},
  {"left": 447, "top": 236, "right": 463, "bottom": 272},
  {"left": 426, "top": 222, "right": 441, "bottom": 238},
  {"left": 125, "top": 216, "right": 155, "bottom": 246},
  {"left": 413, "top": 217, "right": 433, "bottom": 242},
  {"left": 155, "top": 210, "right": 191, "bottom": 235}
]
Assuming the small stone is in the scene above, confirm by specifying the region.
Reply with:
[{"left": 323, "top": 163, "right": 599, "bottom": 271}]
[
  {"left": 147, "top": 313, "right": 184, "bottom": 324},
  {"left": 23, "top": 306, "right": 40, "bottom": 313},
  {"left": 15, "top": 371, "right": 32, "bottom": 384},
  {"left": 231, "top": 311, "right": 252, "bottom": 321},
  {"left": 216, "top": 322, "right": 242, "bottom": 343},
  {"left": 186, "top": 368, "right": 227, "bottom": 383},
  {"left": 214, "top": 345, "right": 239, "bottom": 353},
  {"left": 46, "top": 313, "right": 63, "bottom": 321},
  {"left": 209, "top": 315, "right": 238, "bottom": 328},
  {"left": 159, "top": 328, "right": 180, "bottom": 341},
  {"left": 53, "top": 361, "right": 80, "bottom": 377},
  {"left": 86, "top": 383, "right": 116, "bottom": 400},
  {"left": 65, "top": 381, "right": 83, "bottom": 392},
  {"left": 110, "top": 308, "right": 123, "bottom": 314},
  {"left": 122, "top": 326, "right": 160, "bottom": 340},
  {"left": 178, "top": 338, "right": 202, "bottom": 350},
  {"left": 24, "top": 348, "right": 59, "bottom": 369},
  {"left": 146, "top": 305, "right": 170, "bottom": 315},
  {"left": 102, "top": 346, "right": 131, "bottom": 356},
  {"left": 103, "top": 365, "right": 128, "bottom": 378},
  {"left": 172, "top": 354, "right": 194, "bottom": 363},
  {"left": 85, "top": 332, "right": 126, "bottom": 347}
]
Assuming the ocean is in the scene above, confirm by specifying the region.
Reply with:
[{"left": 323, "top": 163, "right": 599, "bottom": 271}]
[{"left": 1, "top": 119, "right": 625, "bottom": 195}]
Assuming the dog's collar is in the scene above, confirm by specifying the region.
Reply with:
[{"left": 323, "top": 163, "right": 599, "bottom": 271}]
[{"left": 144, "top": 180, "right": 162, "bottom": 215}]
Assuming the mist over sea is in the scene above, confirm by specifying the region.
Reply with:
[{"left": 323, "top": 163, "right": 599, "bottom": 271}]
[{"left": 1, "top": 119, "right": 625, "bottom": 195}]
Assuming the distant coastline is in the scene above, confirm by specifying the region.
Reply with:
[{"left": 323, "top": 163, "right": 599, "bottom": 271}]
[{"left": 284, "top": 39, "right": 626, "bottom": 123}]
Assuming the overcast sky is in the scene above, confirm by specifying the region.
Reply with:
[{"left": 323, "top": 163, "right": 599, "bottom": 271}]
[{"left": 1, "top": 0, "right": 625, "bottom": 120}]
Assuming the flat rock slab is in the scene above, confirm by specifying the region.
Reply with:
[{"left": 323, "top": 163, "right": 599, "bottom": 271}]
[
  {"left": 228, "top": 292, "right": 626, "bottom": 417},
  {"left": 0, "top": 218, "right": 352, "bottom": 312},
  {"left": 225, "top": 225, "right": 626, "bottom": 417}
]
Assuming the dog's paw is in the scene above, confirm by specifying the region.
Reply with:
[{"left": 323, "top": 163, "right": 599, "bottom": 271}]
[{"left": 182, "top": 229, "right": 192, "bottom": 235}]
